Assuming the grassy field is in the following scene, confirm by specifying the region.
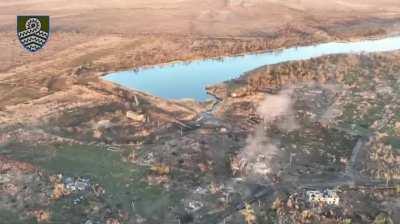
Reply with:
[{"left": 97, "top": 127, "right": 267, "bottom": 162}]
[{"left": 0, "top": 143, "right": 183, "bottom": 223}]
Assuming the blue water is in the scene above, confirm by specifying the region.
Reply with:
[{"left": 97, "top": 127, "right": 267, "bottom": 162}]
[{"left": 104, "top": 36, "right": 400, "bottom": 101}]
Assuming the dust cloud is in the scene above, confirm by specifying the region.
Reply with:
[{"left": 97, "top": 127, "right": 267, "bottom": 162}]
[
  {"left": 256, "top": 88, "right": 298, "bottom": 131},
  {"left": 237, "top": 88, "right": 298, "bottom": 178}
]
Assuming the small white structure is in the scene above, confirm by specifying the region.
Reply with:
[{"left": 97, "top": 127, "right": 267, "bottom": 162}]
[
  {"left": 306, "top": 189, "right": 340, "bottom": 206},
  {"left": 64, "top": 176, "right": 91, "bottom": 192}
]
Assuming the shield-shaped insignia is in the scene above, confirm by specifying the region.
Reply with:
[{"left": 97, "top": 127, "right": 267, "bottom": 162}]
[{"left": 17, "top": 16, "right": 50, "bottom": 52}]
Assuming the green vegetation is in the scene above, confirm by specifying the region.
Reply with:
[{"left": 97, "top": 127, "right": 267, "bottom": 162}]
[
  {"left": 0, "top": 209, "right": 37, "bottom": 224},
  {"left": 373, "top": 213, "right": 394, "bottom": 224},
  {"left": 343, "top": 71, "right": 359, "bottom": 85},
  {"left": 342, "top": 218, "right": 352, "bottom": 224},
  {"left": 0, "top": 143, "right": 182, "bottom": 222}
]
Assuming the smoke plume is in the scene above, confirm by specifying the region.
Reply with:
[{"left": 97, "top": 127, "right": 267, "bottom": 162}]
[{"left": 237, "top": 88, "right": 297, "bottom": 178}]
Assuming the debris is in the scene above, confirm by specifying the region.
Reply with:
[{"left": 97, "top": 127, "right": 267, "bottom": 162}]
[
  {"left": 135, "top": 215, "right": 146, "bottom": 223},
  {"left": 134, "top": 95, "right": 140, "bottom": 106},
  {"left": 52, "top": 183, "right": 68, "bottom": 200},
  {"left": 230, "top": 156, "right": 247, "bottom": 176},
  {"left": 220, "top": 127, "right": 228, "bottom": 133},
  {"left": 186, "top": 200, "right": 204, "bottom": 212},
  {"left": 33, "top": 210, "right": 50, "bottom": 223},
  {"left": 65, "top": 176, "right": 91, "bottom": 192},
  {"left": 194, "top": 186, "right": 208, "bottom": 194},
  {"left": 128, "top": 151, "right": 138, "bottom": 163},
  {"left": 107, "top": 146, "right": 121, "bottom": 152},
  {"left": 39, "top": 87, "right": 49, "bottom": 94},
  {"left": 73, "top": 195, "right": 85, "bottom": 205},
  {"left": 209, "top": 182, "right": 222, "bottom": 194},
  {"left": 306, "top": 189, "right": 340, "bottom": 205},
  {"left": 286, "top": 197, "right": 294, "bottom": 209},
  {"left": 143, "top": 152, "right": 155, "bottom": 164},
  {"left": 301, "top": 210, "right": 313, "bottom": 222},
  {"left": 240, "top": 203, "right": 256, "bottom": 224},
  {"left": 173, "top": 120, "right": 193, "bottom": 130},
  {"left": 197, "top": 163, "right": 209, "bottom": 172},
  {"left": 106, "top": 218, "right": 120, "bottom": 224},
  {"left": 84, "top": 220, "right": 93, "bottom": 224},
  {"left": 147, "top": 175, "right": 169, "bottom": 185},
  {"left": 3, "top": 183, "right": 18, "bottom": 195},
  {"left": 126, "top": 111, "right": 145, "bottom": 122},
  {"left": 251, "top": 158, "right": 270, "bottom": 176},
  {"left": 93, "top": 184, "right": 106, "bottom": 196},
  {"left": 0, "top": 173, "right": 11, "bottom": 183},
  {"left": 93, "top": 129, "right": 102, "bottom": 138},
  {"left": 150, "top": 164, "right": 170, "bottom": 175},
  {"left": 95, "top": 119, "right": 112, "bottom": 129},
  {"left": 395, "top": 122, "right": 400, "bottom": 135}
]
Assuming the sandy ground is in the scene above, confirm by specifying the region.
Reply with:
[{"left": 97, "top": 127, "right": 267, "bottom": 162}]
[
  {"left": 1, "top": 0, "right": 400, "bottom": 35},
  {"left": 1, "top": 0, "right": 400, "bottom": 73}
]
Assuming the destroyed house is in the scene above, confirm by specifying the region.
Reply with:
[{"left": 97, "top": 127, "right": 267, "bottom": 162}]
[{"left": 306, "top": 189, "right": 340, "bottom": 205}]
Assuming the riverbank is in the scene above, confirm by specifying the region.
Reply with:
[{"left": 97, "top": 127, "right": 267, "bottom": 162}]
[{"left": 104, "top": 36, "right": 400, "bottom": 101}]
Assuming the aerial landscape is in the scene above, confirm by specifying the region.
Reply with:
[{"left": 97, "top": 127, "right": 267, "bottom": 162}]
[{"left": 1, "top": 0, "right": 400, "bottom": 223}]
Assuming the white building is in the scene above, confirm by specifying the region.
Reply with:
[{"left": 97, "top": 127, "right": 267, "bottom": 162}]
[{"left": 306, "top": 189, "right": 340, "bottom": 206}]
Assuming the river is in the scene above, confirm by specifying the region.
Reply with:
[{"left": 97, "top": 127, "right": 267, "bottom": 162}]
[{"left": 104, "top": 36, "right": 400, "bottom": 101}]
